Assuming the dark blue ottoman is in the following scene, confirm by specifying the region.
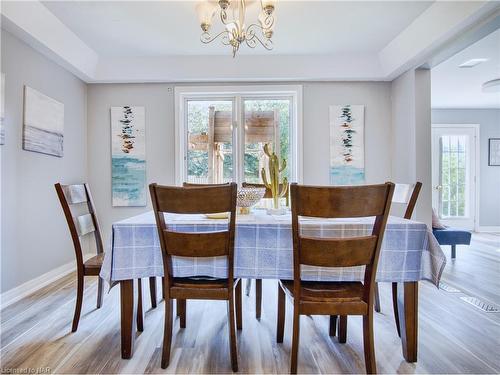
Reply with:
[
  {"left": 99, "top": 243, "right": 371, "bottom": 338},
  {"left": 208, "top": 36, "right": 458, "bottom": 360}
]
[{"left": 432, "top": 228, "right": 472, "bottom": 259}]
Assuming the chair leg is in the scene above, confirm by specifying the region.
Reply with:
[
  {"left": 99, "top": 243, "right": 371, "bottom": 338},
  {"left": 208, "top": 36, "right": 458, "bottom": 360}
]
[
  {"left": 96, "top": 276, "right": 104, "bottom": 309},
  {"left": 161, "top": 298, "right": 173, "bottom": 369},
  {"left": 227, "top": 295, "right": 239, "bottom": 372},
  {"left": 391, "top": 282, "right": 401, "bottom": 337},
  {"left": 149, "top": 277, "right": 157, "bottom": 309},
  {"left": 451, "top": 245, "right": 456, "bottom": 259},
  {"left": 177, "top": 299, "right": 186, "bottom": 328},
  {"left": 290, "top": 304, "right": 300, "bottom": 374},
  {"left": 235, "top": 279, "right": 243, "bottom": 330},
  {"left": 329, "top": 315, "right": 337, "bottom": 337},
  {"left": 338, "top": 315, "right": 347, "bottom": 343},
  {"left": 374, "top": 283, "right": 381, "bottom": 313},
  {"left": 71, "top": 272, "right": 84, "bottom": 332},
  {"left": 255, "top": 279, "right": 262, "bottom": 320},
  {"left": 276, "top": 284, "right": 285, "bottom": 343},
  {"left": 245, "top": 278, "right": 252, "bottom": 297},
  {"left": 363, "top": 310, "right": 377, "bottom": 374},
  {"left": 137, "top": 279, "right": 144, "bottom": 332}
]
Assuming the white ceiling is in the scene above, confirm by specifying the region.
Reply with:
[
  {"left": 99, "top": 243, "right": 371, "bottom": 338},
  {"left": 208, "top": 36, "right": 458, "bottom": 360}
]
[
  {"left": 432, "top": 28, "right": 500, "bottom": 109},
  {"left": 2, "top": 1, "right": 498, "bottom": 82},
  {"left": 42, "top": 1, "right": 432, "bottom": 56}
]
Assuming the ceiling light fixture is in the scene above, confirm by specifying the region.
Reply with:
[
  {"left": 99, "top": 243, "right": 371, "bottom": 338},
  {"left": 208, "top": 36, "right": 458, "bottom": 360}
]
[
  {"left": 458, "top": 58, "right": 488, "bottom": 68},
  {"left": 196, "top": 0, "right": 276, "bottom": 57}
]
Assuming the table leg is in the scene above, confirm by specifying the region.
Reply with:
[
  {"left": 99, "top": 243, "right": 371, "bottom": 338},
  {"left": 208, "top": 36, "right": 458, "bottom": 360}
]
[
  {"left": 397, "top": 281, "right": 418, "bottom": 362},
  {"left": 120, "top": 279, "right": 136, "bottom": 359},
  {"left": 245, "top": 278, "right": 252, "bottom": 297},
  {"left": 137, "top": 278, "right": 144, "bottom": 332},
  {"left": 149, "top": 277, "right": 157, "bottom": 308},
  {"left": 255, "top": 279, "right": 262, "bottom": 320}
]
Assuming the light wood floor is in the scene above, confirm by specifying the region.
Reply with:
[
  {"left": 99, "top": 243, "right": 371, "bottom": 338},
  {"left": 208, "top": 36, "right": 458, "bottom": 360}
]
[{"left": 1, "top": 234, "right": 499, "bottom": 374}]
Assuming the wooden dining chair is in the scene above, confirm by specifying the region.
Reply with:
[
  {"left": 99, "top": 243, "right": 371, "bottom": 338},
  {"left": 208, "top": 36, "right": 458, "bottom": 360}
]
[
  {"left": 150, "top": 182, "right": 241, "bottom": 371},
  {"left": 373, "top": 182, "right": 423, "bottom": 312},
  {"left": 54, "top": 183, "right": 106, "bottom": 332},
  {"left": 242, "top": 182, "right": 289, "bottom": 321},
  {"left": 385, "top": 182, "right": 422, "bottom": 336},
  {"left": 336, "top": 182, "right": 422, "bottom": 344},
  {"left": 277, "top": 183, "right": 394, "bottom": 374},
  {"left": 55, "top": 183, "right": 158, "bottom": 333},
  {"left": 181, "top": 182, "right": 242, "bottom": 330}
]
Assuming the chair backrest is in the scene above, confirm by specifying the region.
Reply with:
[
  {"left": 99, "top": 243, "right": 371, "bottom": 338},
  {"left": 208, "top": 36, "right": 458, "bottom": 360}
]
[
  {"left": 149, "top": 183, "right": 237, "bottom": 283},
  {"left": 183, "top": 182, "right": 230, "bottom": 188},
  {"left": 54, "top": 183, "right": 104, "bottom": 269},
  {"left": 392, "top": 182, "right": 422, "bottom": 219},
  {"left": 290, "top": 183, "right": 394, "bottom": 301}
]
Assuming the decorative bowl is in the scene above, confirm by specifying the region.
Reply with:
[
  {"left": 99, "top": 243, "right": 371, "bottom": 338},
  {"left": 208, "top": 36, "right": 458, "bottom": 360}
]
[{"left": 237, "top": 187, "right": 266, "bottom": 214}]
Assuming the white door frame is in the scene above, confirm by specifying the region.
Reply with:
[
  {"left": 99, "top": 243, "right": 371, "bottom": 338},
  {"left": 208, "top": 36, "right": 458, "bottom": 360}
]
[{"left": 431, "top": 123, "right": 480, "bottom": 231}]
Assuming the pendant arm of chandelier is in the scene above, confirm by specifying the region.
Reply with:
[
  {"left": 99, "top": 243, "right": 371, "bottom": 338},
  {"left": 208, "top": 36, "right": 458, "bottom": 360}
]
[
  {"left": 219, "top": 8, "right": 229, "bottom": 26},
  {"left": 200, "top": 30, "right": 232, "bottom": 46},
  {"left": 245, "top": 24, "right": 273, "bottom": 50},
  {"left": 218, "top": 0, "right": 246, "bottom": 32},
  {"left": 258, "top": 12, "right": 274, "bottom": 30}
]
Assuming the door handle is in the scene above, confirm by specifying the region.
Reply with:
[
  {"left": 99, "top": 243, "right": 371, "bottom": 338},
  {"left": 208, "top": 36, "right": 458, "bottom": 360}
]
[{"left": 434, "top": 185, "right": 442, "bottom": 190}]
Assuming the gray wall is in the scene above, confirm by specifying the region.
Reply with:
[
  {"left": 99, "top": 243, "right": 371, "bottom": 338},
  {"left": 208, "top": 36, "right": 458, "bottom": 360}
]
[
  {"left": 87, "top": 82, "right": 393, "bottom": 247},
  {"left": 432, "top": 108, "right": 500, "bottom": 227},
  {"left": 1, "top": 31, "right": 88, "bottom": 293},
  {"left": 391, "top": 69, "right": 432, "bottom": 225}
]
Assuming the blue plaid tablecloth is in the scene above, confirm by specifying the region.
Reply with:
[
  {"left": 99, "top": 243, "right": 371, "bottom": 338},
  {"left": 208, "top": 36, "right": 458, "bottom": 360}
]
[{"left": 100, "top": 210, "right": 446, "bottom": 286}]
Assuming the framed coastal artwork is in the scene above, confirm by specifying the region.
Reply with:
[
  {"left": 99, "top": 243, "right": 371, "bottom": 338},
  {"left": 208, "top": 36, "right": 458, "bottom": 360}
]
[
  {"left": 1, "top": 73, "right": 5, "bottom": 145},
  {"left": 329, "top": 104, "right": 365, "bottom": 185},
  {"left": 111, "top": 106, "right": 146, "bottom": 206},
  {"left": 23, "top": 86, "right": 64, "bottom": 157}
]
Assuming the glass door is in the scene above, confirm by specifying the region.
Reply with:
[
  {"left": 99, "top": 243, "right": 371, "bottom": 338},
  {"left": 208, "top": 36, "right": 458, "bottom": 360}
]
[
  {"left": 185, "top": 99, "right": 235, "bottom": 184},
  {"left": 431, "top": 125, "right": 477, "bottom": 229},
  {"left": 183, "top": 96, "right": 293, "bottom": 188},
  {"left": 241, "top": 98, "right": 291, "bottom": 183}
]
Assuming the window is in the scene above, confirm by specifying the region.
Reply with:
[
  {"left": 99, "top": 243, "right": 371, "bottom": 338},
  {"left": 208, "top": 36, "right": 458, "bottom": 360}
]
[
  {"left": 175, "top": 86, "right": 302, "bottom": 185},
  {"left": 439, "top": 135, "right": 469, "bottom": 218}
]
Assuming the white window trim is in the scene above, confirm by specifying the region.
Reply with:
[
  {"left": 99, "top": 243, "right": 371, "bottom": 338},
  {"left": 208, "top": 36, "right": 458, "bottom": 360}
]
[{"left": 174, "top": 85, "right": 303, "bottom": 185}]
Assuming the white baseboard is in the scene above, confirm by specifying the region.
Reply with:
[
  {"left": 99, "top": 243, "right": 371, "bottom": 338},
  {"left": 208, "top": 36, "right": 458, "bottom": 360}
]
[
  {"left": 476, "top": 226, "right": 500, "bottom": 233},
  {"left": 0, "top": 253, "right": 93, "bottom": 309}
]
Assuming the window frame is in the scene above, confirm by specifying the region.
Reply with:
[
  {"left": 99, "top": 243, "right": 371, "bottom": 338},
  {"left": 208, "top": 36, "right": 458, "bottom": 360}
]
[{"left": 174, "top": 85, "right": 303, "bottom": 185}]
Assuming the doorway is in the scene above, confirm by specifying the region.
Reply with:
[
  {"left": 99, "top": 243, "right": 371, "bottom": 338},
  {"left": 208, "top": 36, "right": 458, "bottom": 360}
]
[{"left": 431, "top": 124, "right": 479, "bottom": 230}]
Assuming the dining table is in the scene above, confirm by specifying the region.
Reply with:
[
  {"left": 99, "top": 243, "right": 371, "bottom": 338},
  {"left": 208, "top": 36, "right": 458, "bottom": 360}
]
[{"left": 100, "top": 209, "right": 446, "bottom": 362}]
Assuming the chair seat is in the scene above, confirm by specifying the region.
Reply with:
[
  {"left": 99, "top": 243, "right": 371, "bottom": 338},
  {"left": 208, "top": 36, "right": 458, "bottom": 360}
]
[
  {"left": 83, "top": 253, "right": 104, "bottom": 275},
  {"left": 172, "top": 277, "right": 239, "bottom": 288},
  {"left": 432, "top": 228, "right": 472, "bottom": 246},
  {"left": 279, "top": 280, "right": 365, "bottom": 303},
  {"left": 170, "top": 277, "right": 240, "bottom": 300}
]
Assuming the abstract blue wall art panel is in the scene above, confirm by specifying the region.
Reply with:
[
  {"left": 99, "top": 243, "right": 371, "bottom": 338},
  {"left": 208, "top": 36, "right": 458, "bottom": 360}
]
[
  {"left": 111, "top": 106, "right": 147, "bottom": 207},
  {"left": 329, "top": 105, "right": 365, "bottom": 185},
  {"left": 23, "top": 86, "right": 64, "bottom": 157}
]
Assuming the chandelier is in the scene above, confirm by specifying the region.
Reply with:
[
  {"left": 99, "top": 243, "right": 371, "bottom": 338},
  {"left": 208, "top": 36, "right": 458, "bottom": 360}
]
[{"left": 196, "top": 0, "right": 276, "bottom": 57}]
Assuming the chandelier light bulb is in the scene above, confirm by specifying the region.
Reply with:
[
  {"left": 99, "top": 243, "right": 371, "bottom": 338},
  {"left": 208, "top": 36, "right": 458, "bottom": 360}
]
[
  {"left": 261, "top": 0, "right": 276, "bottom": 15},
  {"left": 196, "top": 1, "right": 217, "bottom": 31}
]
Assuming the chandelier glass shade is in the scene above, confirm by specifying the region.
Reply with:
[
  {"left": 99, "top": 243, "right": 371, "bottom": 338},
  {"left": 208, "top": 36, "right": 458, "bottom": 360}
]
[{"left": 196, "top": 0, "right": 276, "bottom": 57}]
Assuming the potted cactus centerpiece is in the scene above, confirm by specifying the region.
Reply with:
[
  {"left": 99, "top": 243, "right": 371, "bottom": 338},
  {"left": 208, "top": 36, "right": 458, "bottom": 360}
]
[{"left": 261, "top": 143, "right": 289, "bottom": 215}]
